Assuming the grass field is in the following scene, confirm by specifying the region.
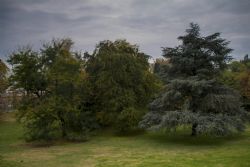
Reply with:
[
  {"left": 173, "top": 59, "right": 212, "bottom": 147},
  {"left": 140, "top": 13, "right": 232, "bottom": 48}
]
[{"left": 1, "top": 112, "right": 250, "bottom": 167}]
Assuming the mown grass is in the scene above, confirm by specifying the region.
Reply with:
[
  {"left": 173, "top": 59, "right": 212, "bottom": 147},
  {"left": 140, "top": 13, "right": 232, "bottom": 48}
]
[{"left": 1, "top": 112, "right": 250, "bottom": 167}]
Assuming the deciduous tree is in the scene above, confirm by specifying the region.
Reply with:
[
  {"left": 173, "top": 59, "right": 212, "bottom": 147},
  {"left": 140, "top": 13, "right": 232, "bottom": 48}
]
[
  {"left": 86, "top": 40, "right": 160, "bottom": 131},
  {"left": 8, "top": 39, "right": 97, "bottom": 141}
]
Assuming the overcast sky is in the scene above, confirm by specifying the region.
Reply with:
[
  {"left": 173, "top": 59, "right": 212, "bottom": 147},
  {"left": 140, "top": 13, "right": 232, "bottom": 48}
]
[{"left": 1, "top": 0, "right": 250, "bottom": 61}]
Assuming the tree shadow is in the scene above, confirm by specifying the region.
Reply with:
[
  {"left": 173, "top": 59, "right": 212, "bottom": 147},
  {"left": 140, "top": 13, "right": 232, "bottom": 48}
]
[
  {"left": 114, "top": 129, "right": 146, "bottom": 137},
  {"left": 143, "top": 130, "right": 248, "bottom": 147}
]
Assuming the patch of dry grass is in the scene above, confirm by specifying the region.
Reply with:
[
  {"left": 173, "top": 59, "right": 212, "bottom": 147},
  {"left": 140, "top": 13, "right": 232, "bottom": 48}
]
[{"left": 0, "top": 112, "right": 16, "bottom": 122}]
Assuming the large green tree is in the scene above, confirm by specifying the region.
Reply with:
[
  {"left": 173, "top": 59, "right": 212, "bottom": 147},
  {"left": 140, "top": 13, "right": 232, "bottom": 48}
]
[
  {"left": 140, "top": 23, "right": 249, "bottom": 136},
  {"left": 85, "top": 40, "right": 160, "bottom": 131}
]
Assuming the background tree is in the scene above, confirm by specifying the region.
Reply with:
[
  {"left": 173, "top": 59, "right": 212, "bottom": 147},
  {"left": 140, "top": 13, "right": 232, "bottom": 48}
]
[
  {"left": 0, "top": 59, "right": 8, "bottom": 94},
  {"left": 85, "top": 40, "right": 160, "bottom": 131},
  {"left": 0, "top": 59, "right": 9, "bottom": 112},
  {"left": 140, "top": 23, "right": 249, "bottom": 136},
  {"left": 220, "top": 59, "right": 250, "bottom": 110}
]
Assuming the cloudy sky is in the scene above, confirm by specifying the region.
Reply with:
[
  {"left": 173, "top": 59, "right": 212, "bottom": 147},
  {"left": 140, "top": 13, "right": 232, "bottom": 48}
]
[{"left": 1, "top": 0, "right": 250, "bottom": 61}]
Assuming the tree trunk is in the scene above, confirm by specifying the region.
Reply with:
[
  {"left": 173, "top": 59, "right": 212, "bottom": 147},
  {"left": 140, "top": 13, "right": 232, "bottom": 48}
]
[
  {"left": 61, "top": 117, "right": 67, "bottom": 138},
  {"left": 58, "top": 110, "right": 67, "bottom": 138},
  {"left": 191, "top": 123, "right": 198, "bottom": 136}
]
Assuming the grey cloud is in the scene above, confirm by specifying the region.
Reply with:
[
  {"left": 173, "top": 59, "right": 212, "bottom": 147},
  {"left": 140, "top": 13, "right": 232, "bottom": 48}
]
[{"left": 0, "top": 0, "right": 250, "bottom": 60}]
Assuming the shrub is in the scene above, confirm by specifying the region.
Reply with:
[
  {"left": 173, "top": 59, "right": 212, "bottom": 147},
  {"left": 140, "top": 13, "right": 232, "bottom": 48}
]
[{"left": 116, "top": 107, "right": 144, "bottom": 133}]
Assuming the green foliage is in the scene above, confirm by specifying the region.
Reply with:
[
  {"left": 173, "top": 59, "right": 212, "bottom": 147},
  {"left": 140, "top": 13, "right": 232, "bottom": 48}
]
[
  {"left": 8, "top": 48, "right": 47, "bottom": 97},
  {"left": 0, "top": 59, "right": 9, "bottom": 95},
  {"left": 86, "top": 40, "right": 160, "bottom": 129},
  {"left": 19, "top": 100, "right": 61, "bottom": 141},
  {"left": 8, "top": 39, "right": 97, "bottom": 141},
  {"left": 0, "top": 60, "right": 9, "bottom": 114},
  {"left": 220, "top": 60, "right": 250, "bottom": 110},
  {"left": 140, "top": 23, "right": 249, "bottom": 136},
  {"left": 116, "top": 107, "right": 144, "bottom": 132},
  {"left": 8, "top": 38, "right": 160, "bottom": 140}
]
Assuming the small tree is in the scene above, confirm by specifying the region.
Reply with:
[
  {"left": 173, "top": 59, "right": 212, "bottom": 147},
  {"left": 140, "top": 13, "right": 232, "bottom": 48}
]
[{"left": 140, "top": 23, "right": 249, "bottom": 136}]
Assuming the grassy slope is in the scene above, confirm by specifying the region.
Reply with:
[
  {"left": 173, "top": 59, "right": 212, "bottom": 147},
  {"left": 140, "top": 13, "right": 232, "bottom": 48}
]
[{"left": 1, "top": 112, "right": 250, "bottom": 167}]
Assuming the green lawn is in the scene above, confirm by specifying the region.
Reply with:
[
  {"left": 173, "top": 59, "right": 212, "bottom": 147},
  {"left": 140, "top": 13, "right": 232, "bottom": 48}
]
[{"left": 1, "top": 112, "right": 250, "bottom": 167}]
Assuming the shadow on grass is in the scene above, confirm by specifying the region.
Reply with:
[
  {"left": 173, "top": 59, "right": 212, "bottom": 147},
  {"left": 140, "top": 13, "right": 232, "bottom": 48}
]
[
  {"left": 19, "top": 139, "right": 65, "bottom": 148},
  {"left": 88, "top": 127, "right": 249, "bottom": 147},
  {"left": 114, "top": 129, "right": 146, "bottom": 137},
  {"left": 18, "top": 137, "right": 89, "bottom": 148},
  {"left": 143, "top": 129, "right": 248, "bottom": 147}
]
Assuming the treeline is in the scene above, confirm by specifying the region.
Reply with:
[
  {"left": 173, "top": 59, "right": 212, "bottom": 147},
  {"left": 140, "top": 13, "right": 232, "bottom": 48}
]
[
  {"left": 1, "top": 23, "right": 250, "bottom": 141},
  {"left": 6, "top": 39, "right": 160, "bottom": 141}
]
